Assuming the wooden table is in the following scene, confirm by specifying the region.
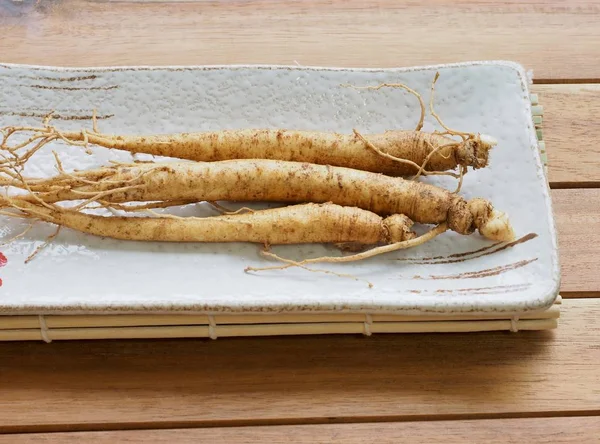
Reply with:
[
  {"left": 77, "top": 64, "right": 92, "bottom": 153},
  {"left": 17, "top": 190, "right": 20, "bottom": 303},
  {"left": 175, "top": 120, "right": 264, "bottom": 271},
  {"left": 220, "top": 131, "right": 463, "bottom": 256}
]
[{"left": 0, "top": 1, "right": 599, "bottom": 442}]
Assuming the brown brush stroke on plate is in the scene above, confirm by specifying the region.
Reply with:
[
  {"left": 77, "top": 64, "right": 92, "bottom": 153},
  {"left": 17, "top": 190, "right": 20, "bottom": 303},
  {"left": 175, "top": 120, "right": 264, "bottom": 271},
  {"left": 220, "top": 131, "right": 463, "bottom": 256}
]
[
  {"left": 419, "top": 233, "right": 539, "bottom": 265},
  {"left": 17, "top": 74, "right": 99, "bottom": 82},
  {"left": 482, "top": 232, "right": 538, "bottom": 254},
  {"left": 398, "top": 233, "right": 538, "bottom": 264},
  {"left": 436, "top": 287, "right": 532, "bottom": 296},
  {"left": 462, "top": 290, "right": 530, "bottom": 296},
  {"left": 434, "top": 283, "right": 531, "bottom": 293},
  {"left": 2, "top": 66, "right": 438, "bottom": 75},
  {"left": 404, "top": 241, "right": 503, "bottom": 261},
  {"left": 5, "top": 66, "right": 329, "bottom": 73},
  {"left": 19, "top": 84, "right": 118, "bottom": 91},
  {"left": 402, "top": 284, "right": 532, "bottom": 297},
  {"left": 416, "top": 258, "right": 538, "bottom": 280},
  {"left": 0, "top": 111, "right": 114, "bottom": 120}
]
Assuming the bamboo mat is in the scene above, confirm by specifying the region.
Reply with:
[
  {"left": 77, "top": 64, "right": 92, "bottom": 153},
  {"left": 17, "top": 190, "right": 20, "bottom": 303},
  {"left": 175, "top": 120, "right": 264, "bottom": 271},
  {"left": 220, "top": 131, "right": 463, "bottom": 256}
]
[
  {"left": 0, "top": 296, "right": 561, "bottom": 342},
  {"left": 0, "top": 94, "right": 554, "bottom": 342}
]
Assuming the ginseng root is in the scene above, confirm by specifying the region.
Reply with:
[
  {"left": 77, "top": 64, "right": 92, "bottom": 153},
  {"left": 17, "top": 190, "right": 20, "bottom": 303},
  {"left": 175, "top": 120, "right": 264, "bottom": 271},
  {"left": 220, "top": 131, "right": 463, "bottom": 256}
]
[
  {"left": 2, "top": 199, "right": 416, "bottom": 246},
  {"left": 3, "top": 159, "right": 515, "bottom": 241},
  {"left": 1, "top": 109, "right": 496, "bottom": 177},
  {"left": 1, "top": 73, "right": 497, "bottom": 178}
]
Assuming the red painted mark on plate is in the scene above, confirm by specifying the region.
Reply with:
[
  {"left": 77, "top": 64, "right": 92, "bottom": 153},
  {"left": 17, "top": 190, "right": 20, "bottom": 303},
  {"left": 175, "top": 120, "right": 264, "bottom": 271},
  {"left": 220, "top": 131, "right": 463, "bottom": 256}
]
[{"left": 0, "top": 252, "right": 7, "bottom": 287}]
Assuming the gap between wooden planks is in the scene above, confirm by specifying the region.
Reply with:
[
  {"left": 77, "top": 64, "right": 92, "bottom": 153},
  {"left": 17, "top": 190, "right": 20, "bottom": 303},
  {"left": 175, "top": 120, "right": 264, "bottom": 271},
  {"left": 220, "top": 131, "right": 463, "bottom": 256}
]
[
  {"left": 0, "top": 298, "right": 598, "bottom": 433},
  {"left": 1, "top": 417, "right": 599, "bottom": 444},
  {"left": 0, "top": 0, "right": 599, "bottom": 80}
]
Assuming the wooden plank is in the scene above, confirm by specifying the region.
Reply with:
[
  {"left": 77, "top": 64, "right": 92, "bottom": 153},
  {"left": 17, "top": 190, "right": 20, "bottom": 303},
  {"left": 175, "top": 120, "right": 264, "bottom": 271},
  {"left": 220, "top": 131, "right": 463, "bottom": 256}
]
[
  {"left": 534, "top": 84, "right": 600, "bottom": 185},
  {"left": 2, "top": 417, "right": 599, "bottom": 443},
  {"left": 553, "top": 189, "right": 600, "bottom": 294},
  {"left": 0, "top": 0, "right": 598, "bottom": 80},
  {"left": 0, "top": 298, "right": 597, "bottom": 432}
]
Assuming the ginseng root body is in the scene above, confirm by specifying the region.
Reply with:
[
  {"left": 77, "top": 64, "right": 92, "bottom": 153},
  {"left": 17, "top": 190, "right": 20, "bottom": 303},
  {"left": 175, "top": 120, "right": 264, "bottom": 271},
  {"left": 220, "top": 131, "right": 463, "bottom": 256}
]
[
  {"left": 2, "top": 126, "right": 496, "bottom": 176},
  {"left": 7, "top": 159, "right": 514, "bottom": 241},
  {"left": 5, "top": 200, "right": 416, "bottom": 246}
]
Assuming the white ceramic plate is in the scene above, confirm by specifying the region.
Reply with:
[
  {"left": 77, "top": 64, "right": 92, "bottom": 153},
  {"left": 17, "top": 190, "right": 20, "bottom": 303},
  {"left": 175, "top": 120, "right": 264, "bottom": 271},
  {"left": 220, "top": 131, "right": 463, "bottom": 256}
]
[{"left": 0, "top": 61, "right": 559, "bottom": 316}]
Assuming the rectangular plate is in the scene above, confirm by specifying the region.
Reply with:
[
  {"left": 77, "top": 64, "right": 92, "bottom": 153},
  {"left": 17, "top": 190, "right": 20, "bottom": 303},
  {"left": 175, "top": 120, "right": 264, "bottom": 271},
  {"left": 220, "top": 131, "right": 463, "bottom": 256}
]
[{"left": 0, "top": 61, "right": 560, "bottom": 316}]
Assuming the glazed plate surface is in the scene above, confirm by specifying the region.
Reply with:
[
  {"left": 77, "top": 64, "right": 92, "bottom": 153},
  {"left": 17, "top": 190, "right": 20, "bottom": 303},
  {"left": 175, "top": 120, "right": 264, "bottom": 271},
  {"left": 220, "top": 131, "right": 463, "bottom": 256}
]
[{"left": 0, "top": 61, "right": 559, "bottom": 315}]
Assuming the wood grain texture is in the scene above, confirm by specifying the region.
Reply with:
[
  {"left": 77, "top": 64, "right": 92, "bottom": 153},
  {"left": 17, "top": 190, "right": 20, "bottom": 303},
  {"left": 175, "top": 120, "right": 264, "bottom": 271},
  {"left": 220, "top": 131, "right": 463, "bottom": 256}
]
[
  {"left": 0, "top": 298, "right": 598, "bottom": 432},
  {"left": 0, "top": 1, "right": 598, "bottom": 439},
  {"left": 0, "top": 0, "right": 599, "bottom": 80},
  {"left": 2, "top": 417, "right": 599, "bottom": 444},
  {"left": 553, "top": 189, "right": 600, "bottom": 294},
  {"left": 534, "top": 84, "right": 600, "bottom": 185}
]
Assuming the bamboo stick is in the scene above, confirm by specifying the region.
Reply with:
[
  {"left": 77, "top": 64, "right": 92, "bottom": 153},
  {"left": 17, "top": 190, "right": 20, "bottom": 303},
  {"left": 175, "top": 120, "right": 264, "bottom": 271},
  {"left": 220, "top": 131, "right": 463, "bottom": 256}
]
[
  {"left": 536, "top": 129, "right": 543, "bottom": 140},
  {"left": 530, "top": 93, "right": 539, "bottom": 106},
  {"left": 531, "top": 104, "right": 543, "bottom": 116}
]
